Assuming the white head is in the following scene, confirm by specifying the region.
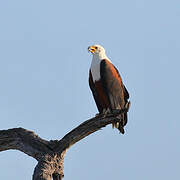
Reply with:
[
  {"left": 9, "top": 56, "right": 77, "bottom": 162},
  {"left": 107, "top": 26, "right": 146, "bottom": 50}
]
[{"left": 88, "top": 44, "right": 108, "bottom": 60}]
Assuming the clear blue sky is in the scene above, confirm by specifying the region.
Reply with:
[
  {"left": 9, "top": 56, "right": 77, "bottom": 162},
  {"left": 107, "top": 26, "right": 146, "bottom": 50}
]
[{"left": 0, "top": 0, "right": 180, "bottom": 179}]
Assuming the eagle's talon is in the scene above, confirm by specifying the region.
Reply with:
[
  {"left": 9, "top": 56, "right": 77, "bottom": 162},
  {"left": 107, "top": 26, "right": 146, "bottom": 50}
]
[
  {"left": 101, "top": 108, "right": 111, "bottom": 117},
  {"left": 95, "top": 113, "right": 100, "bottom": 117}
]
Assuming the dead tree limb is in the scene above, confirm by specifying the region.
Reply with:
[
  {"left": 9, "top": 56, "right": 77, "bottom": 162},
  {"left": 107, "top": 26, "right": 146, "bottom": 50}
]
[{"left": 0, "top": 105, "right": 129, "bottom": 180}]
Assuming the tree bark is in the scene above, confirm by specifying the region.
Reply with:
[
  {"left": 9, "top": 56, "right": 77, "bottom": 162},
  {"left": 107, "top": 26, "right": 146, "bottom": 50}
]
[{"left": 0, "top": 105, "right": 129, "bottom": 180}]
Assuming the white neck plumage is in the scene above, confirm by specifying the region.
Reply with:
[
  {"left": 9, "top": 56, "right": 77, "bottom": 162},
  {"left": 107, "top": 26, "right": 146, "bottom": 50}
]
[
  {"left": 90, "top": 52, "right": 111, "bottom": 82},
  {"left": 93, "top": 51, "right": 109, "bottom": 60}
]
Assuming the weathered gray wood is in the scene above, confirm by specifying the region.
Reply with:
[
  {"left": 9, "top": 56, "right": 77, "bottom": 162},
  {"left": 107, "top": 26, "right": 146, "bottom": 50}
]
[
  {"left": 0, "top": 128, "right": 52, "bottom": 160},
  {"left": 54, "top": 108, "right": 129, "bottom": 153},
  {"left": 0, "top": 104, "right": 129, "bottom": 180}
]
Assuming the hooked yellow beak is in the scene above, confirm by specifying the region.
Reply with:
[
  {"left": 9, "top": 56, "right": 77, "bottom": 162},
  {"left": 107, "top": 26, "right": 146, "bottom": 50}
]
[{"left": 88, "top": 46, "right": 97, "bottom": 54}]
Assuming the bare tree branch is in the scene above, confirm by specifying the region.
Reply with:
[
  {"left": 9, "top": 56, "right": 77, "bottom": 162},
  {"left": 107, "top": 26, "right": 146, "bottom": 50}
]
[
  {"left": 0, "top": 104, "right": 129, "bottom": 180},
  {"left": 0, "top": 128, "right": 52, "bottom": 160},
  {"left": 54, "top": 108, "right": 128, "bottom": 153}
]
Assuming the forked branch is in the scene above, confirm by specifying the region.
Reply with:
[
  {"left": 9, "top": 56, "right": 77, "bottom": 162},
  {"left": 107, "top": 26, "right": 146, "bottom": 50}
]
[{"left": 0, "top": 103, "right": 130, "bottom": 180}]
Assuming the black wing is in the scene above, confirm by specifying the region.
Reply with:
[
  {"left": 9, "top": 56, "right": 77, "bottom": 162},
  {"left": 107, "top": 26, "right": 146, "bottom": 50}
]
[
  {"left": 100, "top": 60, "right": 129, "bottom": 133},
  {"left": 100, "top": 60, "right": 129, "bottom": 110}
]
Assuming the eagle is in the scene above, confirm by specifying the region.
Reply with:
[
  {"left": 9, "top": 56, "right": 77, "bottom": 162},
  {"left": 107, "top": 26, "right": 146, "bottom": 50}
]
[{"left": 88, "top": 45, "right": 130, "bottom": 134}]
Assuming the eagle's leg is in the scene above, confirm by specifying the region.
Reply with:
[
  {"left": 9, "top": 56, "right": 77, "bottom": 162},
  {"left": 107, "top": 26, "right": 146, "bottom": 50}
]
[
  {"left": 95, "top": 108, "right": 112, "bottom": 118},
  {"left": 95, "top": 113, "right": 100, "bottom": 117},
  {"left": 102, "top": 108, "right": 111, "bottom": 117}
]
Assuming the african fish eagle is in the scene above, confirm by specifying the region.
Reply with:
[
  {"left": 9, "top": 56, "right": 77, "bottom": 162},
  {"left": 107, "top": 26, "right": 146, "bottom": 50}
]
[{"left": 88, "top": 45, "right": 129, "bottom": 134}]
